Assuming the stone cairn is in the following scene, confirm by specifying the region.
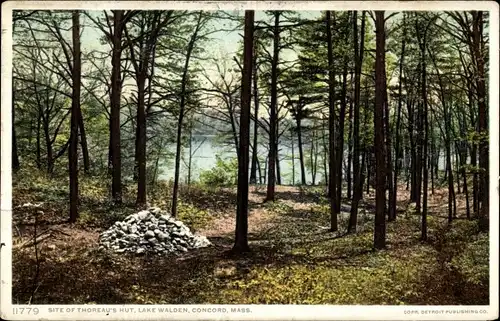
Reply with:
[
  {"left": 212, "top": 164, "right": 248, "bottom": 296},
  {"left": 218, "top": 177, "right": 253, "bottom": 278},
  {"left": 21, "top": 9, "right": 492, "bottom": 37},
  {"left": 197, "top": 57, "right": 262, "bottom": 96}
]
[{"left": 98, "top": 207, "right": 211, "bottom": 255}]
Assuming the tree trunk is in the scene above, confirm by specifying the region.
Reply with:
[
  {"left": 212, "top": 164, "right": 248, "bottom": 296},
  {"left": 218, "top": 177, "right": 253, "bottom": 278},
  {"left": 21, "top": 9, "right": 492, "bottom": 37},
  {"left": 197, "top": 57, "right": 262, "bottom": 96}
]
[
  {"left": 265, "top": 11, "right": 280, "bottom": 202},
  {"left": 326, "top": 11, "right": 337, "bottom": 232},
  {"left": 12, "top": 85, "right": 20, "bottom": 171},
  {"left": 393, "top": 13, "right": 406, "bottom": 220},
  {"left": 373, "top": 11, "right": 387, "bottom": 250},
  {"left": 348, "top": 10, "right": 365, "bottom": 233},
  {"left": 455, "top": 149, "right": 461, "bottom": 194},
  {"left": 69, "top": 11, "right": 81, "bottom": 223},
  {"left": 250, "top": 37, "right": 259, "bottom": 184},
  {"left": 78, "top": 109, "right": 90, "bottom": 174},
  {"left": 322, "top": 121, "right": 329, "bottom": 186},
  {"left": 136, "top": 75, "right": 147, "bottom": 207},
  {"left": 347, "top": 74, "right": 354, "bottom": 199},
  {"left": 172, "top": 16, "right": 200, "bottom": 216},
  {"left": 419, "top": 22, "right": 429, "bottom": 241},
  {"left": 291, "top": 131, "right": 295, "bottom": 185},
  {"left": 384, "top": 70, "right": 394, "bottom": 222},
  {"left": 472, "top": 12, "right": 488, "bottom": 231},
  {"left": 43, "top": 120, "right": 53, "bottom": 174},
  {"left": 187, "top": 123, "right": 193, "bottom": 186},
  {"left": 36, "top": 111, "right": 42, "bottom": 169},
  {"left": 336, "top": 65, "right": 348, "bottom": 212},
  {"left": 297, "top": 118, "right": 306, "bottom": 185},
  {"left": 310, "top": 129, "right": 316, "bottom": 185},
  {"left": 276, "top": 148, "right": 282, "bottom": 185},
  {"left": 276, "top": 120, "right": 281, "bottom": 185},
  {"left": 110, "top": 10, "right": 124, "bottom": 204},
  {"left": 233, "top": 10, "right": 254, "bottom": 254}
]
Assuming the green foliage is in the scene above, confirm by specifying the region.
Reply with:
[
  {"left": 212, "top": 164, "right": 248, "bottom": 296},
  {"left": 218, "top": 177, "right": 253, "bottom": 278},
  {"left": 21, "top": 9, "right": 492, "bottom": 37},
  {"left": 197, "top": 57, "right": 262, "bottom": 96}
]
[
  {"left": 177, "top": 201, "right": 213, "bottom": 230},
  {"left": 264, "top": 200, "right": 293, "bottom": 216},
  {"left": 450, "top": 232, "right": 488, "bottom": 286},
  {"left": 199, "top": 155, "right": 238, "bottom": 187}
]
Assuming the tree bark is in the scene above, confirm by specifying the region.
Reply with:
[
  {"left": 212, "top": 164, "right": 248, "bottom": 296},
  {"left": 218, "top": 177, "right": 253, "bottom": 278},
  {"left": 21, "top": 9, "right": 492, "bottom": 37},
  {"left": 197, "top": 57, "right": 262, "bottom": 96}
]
[
  {"left": 12, "top": 85, "right": 20, "bottom": 171},
  {"left": 265, "top": 11, "right": 280, "bottom": 202},
  {"left": 418, "top": 19, "right": 429, "bottom": 241},
  {"left": 348, "top": 10, "right": 365, "bottom": 233},
  {"left": 393, "top": 13, "right": 406, "bottom": 221},
  {"left": 110, "top": 10, "right": 124, "bottom": 204},
  {"left": 233, "top": 10, "right": 254, "bottom": 254},
  {"left": 250, "top": 36, "right": 259, "bottom": 184},
  {"left": 172, "top": 12, "right": 202, "bottom": 217},
  {"left": 297, "top": 118, "right": 307, "bottom": 185},
  {"left": 472, "top": 12, "right": 488, "bottom": 231},
  {"left": 78, "top": 109, "right": 90, "bottom": 174},
  {"left": 326, "top": 11, "right": 337, "bottom": 232},
  {"left": 69, "top": 11, "right": 81, "bottom": 223},
  {"left": 336, "top": 64, "right": 348, "bottom": 212},
  {"left": 373, "top": 11, "right": 387, "bottom": 249}
]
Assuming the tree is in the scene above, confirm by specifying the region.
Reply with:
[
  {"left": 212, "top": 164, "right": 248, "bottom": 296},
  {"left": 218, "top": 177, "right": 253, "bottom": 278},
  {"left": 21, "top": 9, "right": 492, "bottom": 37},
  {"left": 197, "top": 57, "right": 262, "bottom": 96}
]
[
  {"left": 265, "top": 11, "right": 281, "bottom": 202},
  {"left": 326, "top": 11, "right": 337, "bottom": 232},
  {"left": 233, "top": 10, "right": 254, "bottom": 254},
  {"left": 348, "top": 10, "right": 366, "bottom": 233},
  {"left": 172, "top": 11, "right": 213, "bottom": 217},
  {"left": 86, "top": 10, "right": 137, "bottom": 204},
  {"left": 373, "top": 11, "right": 387, "bottom": 249},
  {"left": 125, "top": 11, "right": 177, "bottom": 207},
  {"left": 392, "top": 12, "right": 406, "bottom": 223},
  {"left": 69, "top": 10, "right": 81, "bottom": 223}
]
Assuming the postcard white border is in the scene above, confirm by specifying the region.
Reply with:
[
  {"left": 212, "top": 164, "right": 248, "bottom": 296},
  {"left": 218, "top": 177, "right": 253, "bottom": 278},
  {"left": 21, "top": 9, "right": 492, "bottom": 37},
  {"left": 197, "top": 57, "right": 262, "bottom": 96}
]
[{"left": 1, "top": 1, "right": 499, "bottom": 320}]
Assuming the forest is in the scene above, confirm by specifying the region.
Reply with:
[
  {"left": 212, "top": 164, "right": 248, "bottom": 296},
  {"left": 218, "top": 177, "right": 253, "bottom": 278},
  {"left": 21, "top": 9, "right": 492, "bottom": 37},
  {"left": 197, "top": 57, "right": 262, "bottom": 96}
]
[{"left": 10, "top": 9, "right": 490, "bottom": 305}]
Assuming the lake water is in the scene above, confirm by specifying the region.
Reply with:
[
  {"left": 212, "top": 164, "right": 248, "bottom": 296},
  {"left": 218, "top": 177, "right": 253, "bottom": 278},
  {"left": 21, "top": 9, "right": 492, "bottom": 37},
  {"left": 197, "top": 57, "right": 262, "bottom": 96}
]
[
  {"left": 158, "top": 136, "right": 450, "bottom": 185},
  {"left": 158, "top": 135, "right": 326, "bottom": 184}
]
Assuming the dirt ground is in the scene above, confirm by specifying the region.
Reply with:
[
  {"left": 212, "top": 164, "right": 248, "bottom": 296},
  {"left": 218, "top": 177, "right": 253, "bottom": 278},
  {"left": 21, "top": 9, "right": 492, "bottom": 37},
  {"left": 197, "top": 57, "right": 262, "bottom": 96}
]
[{"left": 11, "top": 184, "right": 488, "bottom": 305}]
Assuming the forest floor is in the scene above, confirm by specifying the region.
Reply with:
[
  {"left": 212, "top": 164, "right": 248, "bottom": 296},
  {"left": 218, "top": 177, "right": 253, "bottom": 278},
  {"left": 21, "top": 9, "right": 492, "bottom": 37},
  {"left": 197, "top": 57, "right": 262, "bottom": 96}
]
[{"left": 11, "top": 168, "right": 489, "bottom": 305}]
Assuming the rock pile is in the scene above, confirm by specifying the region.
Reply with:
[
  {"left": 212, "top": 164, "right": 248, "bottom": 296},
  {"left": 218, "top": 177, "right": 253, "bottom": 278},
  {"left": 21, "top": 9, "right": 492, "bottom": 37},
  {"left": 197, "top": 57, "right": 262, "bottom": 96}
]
[{"left": 98, "top": 207, "right": 211, "bottom": 255}]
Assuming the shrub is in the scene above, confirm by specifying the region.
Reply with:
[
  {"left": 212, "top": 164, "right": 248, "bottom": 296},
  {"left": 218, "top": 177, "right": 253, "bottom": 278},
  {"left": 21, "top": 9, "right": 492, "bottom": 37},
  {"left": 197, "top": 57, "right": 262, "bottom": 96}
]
[
  {"left": 199, "top": 155, "right": 238, "bottom": 187},
  {"left": 177, "top": 201, "right": 213, "bottom": 230}
]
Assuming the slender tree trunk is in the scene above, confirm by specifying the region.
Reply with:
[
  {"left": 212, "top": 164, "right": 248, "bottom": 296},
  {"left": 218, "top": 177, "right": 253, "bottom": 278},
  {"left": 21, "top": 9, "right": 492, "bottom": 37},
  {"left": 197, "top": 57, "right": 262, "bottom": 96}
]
[
  {"left": 276, "top": 149, "right": 282, "bottom": 185},
  {"left": 233, "top": 10, "right": 254, "bottom": 253},
  {"left": 322, "top": 121, "right": 329, "bottom": 186},
  {"left": 12, "top": 85, "right": 20, "bottom": 171},
  {"left": 430, "top": 114, "right": 435, "bottom": 194},
  {"left": 172, "top": 18, "right": 199, "bottom": 216},
  {"left": 384, "top": 76, "right": 394, "bottom": 221},
  {"left": 310, "top": 129, "right": 316, "bottom": 185},
  {"left": 348, "top": 10, "right": 365, "bottom": 233},
  {"left": 110, "top": 10, "right": 124, "bottom": 204},
  {"left": 265, "top": 11, "right": 280, "bottom": 202},
  {"left": 373, "top": 11, "right": 387, "bottom": 249},
  {"left": 326, "top": 11, "right": 337, "bottom": 232},
  {"left": 69, "top": 11, "right": 81, "bottom": 223},
  {"left": 445, "top": 117, "right": 456, "bottom": 223},
  {"left": 393, "top": 14, "right": 406, "bottom": 219},
  {"left": 347, "top": 76, "right": 354, "bottom": 199},
  {"left": 291, "top": 132, "right": 295, "bottom": 185},
  {"left": 42, "top": 117, "right": 53, "bottom": 173},
  {"left": 455, "top": 149, "right": 461, "bottom": 194},
  {"left": 419, "top": 24, "right": 429, "bottom": 241},
  {"left": 297, "top": 118, "right": 306, "bottom": 185},
  {"left": 472, "top": 12, "right": 488, "bottom": 231},
  {"left": 336, "top": 66, "right": 348, "bottom": 212},
  {"left": 78, "top": 109, "right": 90, "bottom": 174},
  {"left": 458, "top": 141, "right": 471, "bottom": 219},
  {"left": 276, "top": 120, "right": 281, "bottom": 185},
  {"left": 257, "top": 157, "right": 263, "bottom": 184},
  {"left": 36, "top": 111, "right": 42, "bottom": 169},
  {"left": 250, "top": 38, "right": 259, "bottom": 184},
  {"left": 187, "top": 123, "right": 193, "bottom": 186},
  {"left": 136, "top": 75, "right": 147, "bottom": 207}
]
